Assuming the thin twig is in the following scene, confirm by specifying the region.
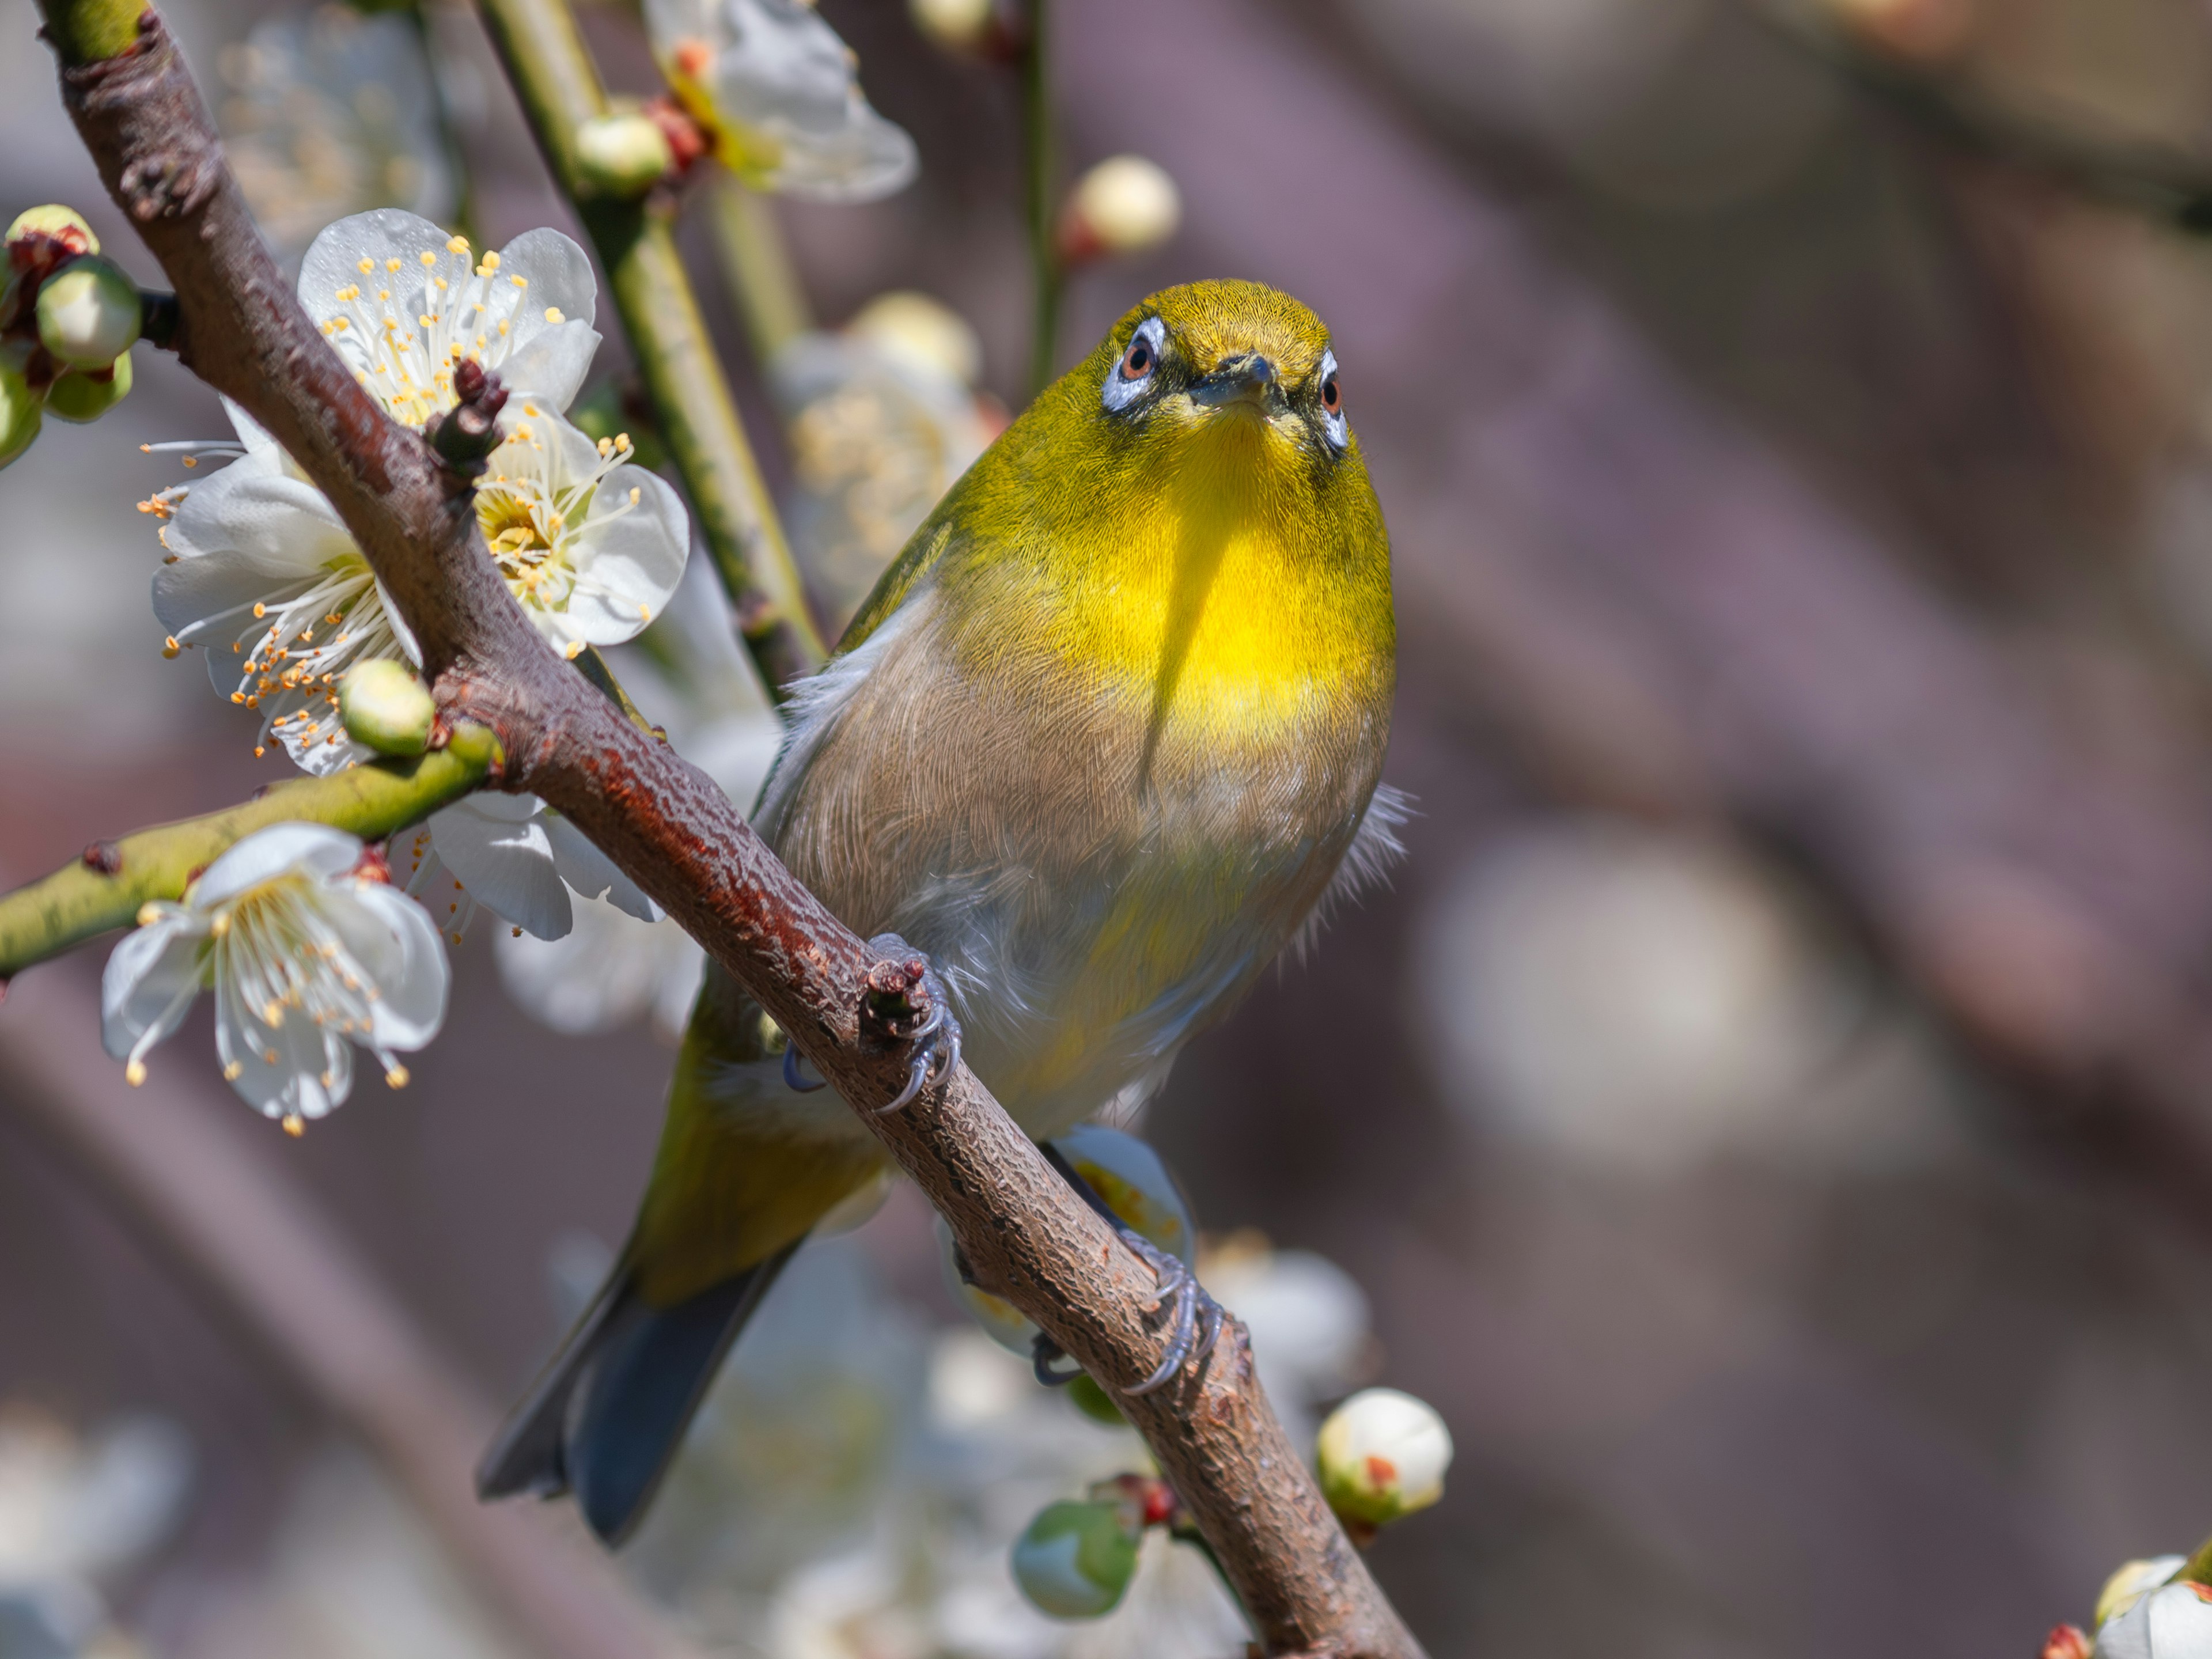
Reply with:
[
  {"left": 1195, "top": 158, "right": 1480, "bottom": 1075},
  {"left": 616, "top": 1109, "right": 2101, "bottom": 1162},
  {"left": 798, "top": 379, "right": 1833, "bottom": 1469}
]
[{"left": 31, "top": 9, "right": 1423, "bottom": 1652}]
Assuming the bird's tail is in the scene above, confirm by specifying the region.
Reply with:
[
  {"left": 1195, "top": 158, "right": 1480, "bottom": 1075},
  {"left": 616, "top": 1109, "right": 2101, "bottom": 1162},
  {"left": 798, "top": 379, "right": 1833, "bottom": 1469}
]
[{"left": 474, "top": 1243, "right": 800, "bottom": 1547}]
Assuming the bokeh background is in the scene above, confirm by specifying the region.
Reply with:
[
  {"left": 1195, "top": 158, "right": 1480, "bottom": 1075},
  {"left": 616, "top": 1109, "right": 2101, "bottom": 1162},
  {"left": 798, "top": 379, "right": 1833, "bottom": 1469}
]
[{"left": 10, "top": 0, "right": 2212, "bottom": 1654}]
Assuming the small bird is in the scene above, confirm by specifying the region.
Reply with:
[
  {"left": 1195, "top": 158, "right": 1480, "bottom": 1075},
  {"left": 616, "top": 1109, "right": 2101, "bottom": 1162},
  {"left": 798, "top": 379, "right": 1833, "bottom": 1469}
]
[{"left": 478, "top": 279, "right": 1403, "bottom": 1545}]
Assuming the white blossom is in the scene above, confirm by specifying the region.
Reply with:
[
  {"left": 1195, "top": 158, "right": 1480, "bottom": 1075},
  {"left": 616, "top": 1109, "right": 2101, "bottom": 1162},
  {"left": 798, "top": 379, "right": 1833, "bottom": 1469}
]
[
  {"left": 774, "top": 292, "right": 991, "bottom": 627},
  {"left": 100, "top": 823, "right": 448, "bottom": 1123},
  {"left": 299, "top": 209, "right": 600, "bottom": 421},
  {"left": 647, "top": 0, "right": 917, "bottom": 202}
]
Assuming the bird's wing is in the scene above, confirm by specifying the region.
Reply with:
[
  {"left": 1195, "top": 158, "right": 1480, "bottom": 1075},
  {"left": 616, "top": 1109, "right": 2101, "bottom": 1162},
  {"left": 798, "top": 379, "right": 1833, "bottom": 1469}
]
[{"left": 625, "top": 960, "right": 887, "bottom": 1309}]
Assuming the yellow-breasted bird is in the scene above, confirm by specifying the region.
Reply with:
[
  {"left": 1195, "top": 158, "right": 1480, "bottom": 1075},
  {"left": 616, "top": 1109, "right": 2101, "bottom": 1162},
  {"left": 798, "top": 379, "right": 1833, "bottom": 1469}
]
[{"left": 477, "top": 279, "right": 1404, "bottom": 1545}]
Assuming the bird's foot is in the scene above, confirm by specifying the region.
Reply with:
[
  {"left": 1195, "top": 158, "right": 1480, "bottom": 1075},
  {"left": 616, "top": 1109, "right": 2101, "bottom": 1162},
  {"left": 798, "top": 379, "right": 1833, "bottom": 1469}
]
[
  {"left": 860, "top": 935, "right": 963, "bottom": 1114},
  {"left": 1043, "top": 1144, "right": 1223, "bottom": 1396}
]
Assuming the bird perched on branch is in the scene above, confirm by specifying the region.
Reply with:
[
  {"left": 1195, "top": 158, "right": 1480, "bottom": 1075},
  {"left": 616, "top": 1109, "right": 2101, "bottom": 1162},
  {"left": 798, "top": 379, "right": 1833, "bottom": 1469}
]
[{"left": 478, "top": 279, "right": 1404, "bottom": 1545}]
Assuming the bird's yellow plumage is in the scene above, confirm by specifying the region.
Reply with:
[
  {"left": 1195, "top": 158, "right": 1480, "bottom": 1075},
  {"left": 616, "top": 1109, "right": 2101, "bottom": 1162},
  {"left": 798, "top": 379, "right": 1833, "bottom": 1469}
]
[{"left": 480, "top": 279, "right": 1401, "bottom": 1546}]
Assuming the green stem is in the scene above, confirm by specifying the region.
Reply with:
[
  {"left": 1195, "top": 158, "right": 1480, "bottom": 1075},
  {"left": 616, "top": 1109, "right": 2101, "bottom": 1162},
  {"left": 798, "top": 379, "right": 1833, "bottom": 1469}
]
[
  {"left": 1022, "top": 0, "right": 1060, "bottom": 396},
  {"left": 36, "top": 0, "right": 143, "bottom": 67},
  {"left": 0, "top": 726, "right": 499, "bottom": 978},
  {"left": 471, "top": 0, "right": 827, "bottom": 698},
  {"left": 710, "top": 178, "right": 812, "bottom": 366}
]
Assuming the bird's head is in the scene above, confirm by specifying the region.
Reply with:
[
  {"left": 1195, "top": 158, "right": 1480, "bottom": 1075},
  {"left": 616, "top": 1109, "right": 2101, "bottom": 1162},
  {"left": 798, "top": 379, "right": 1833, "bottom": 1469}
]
[{"left": 1074, "top": 279, "right": 1350, "bottom": 469}]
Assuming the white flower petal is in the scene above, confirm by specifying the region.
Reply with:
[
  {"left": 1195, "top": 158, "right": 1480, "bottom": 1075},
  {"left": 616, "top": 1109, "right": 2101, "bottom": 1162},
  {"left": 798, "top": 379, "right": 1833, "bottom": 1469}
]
[
  {"left": 158, "top": 455, "right": 342, "bottom": 578},
  {"left": 331, "top": 880, "right": 451, "bottom": 1048},
  {"left": 566, "top": 466, "right": 690, "bottom": 643},
  {"left": 427, "top": 797, "right": 574, "bottom": 940},
  {"left": 100, "top": 916, "right": 205, "bottom": 1062},
  {"left": 542, "top": 813, "right": 659, "bottom": 921},
  {"left": 299, "top": 207, "right": 450, "bottom": 323},
  {"left": 498, "top": 320, "right": 603, "bottom": 412},
  {"left": 219, "top": 396, "right": 285, "bottom": 463},
  {"left": 194, "top": 823, "right": 362, "bottom": 907}
]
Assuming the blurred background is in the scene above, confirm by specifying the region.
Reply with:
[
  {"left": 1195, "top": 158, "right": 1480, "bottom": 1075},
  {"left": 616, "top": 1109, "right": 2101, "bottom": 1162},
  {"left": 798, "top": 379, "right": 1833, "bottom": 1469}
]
[{"left": 10, "top": 0, "right": 2212, "bottom": 1653}]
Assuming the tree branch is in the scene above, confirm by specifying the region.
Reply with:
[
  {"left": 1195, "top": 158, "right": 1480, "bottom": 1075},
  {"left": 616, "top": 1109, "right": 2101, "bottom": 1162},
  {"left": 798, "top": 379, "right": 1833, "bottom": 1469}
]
[
  {"left": 0, "top": 729, "right": 498, "bottom": 979},
  {"left": 31, "top": 9, "right": 1423, "bottom": 1653},
  {"left": 469, "top": 0, "right": 827, "bottom": 695}
]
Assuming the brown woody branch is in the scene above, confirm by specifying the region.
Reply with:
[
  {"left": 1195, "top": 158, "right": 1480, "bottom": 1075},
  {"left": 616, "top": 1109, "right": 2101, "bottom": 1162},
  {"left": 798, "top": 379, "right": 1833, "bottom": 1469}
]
[{"left": 41, "top": 12, "right": 1422, "bottom": 1655}]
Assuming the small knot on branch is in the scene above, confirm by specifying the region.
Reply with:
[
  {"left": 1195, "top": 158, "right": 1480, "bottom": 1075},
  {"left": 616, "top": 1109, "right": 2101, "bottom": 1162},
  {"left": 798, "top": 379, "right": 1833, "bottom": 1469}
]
[
  {"left": 862, "top": 954, "right": 929, "bottom": 1029},
  {"left": 81, "top": 840, "right": 122, "bottom": 875},
  {"left": 426, "top": 359, "right": 508, "bottom": 482}
]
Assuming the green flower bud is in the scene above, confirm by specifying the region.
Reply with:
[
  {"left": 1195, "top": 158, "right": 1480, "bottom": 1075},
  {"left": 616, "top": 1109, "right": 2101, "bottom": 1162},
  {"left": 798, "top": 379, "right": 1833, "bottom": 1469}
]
[
  {"left": 37, "top": 255, "right": 142, "bottom": 368},
  {"left": 1011, "top": 1499, "right": 1139, "bottom": 1619},
  {"left": 5, "top": 204, "right": 98, "bottom": 271},
  {"left": 45, "top": 351, "right": 132, "bottom": 423},
  {"left": 575, "top": 113, "right": 676, "bottom": 196},
  {"left": 339, "top": 660, "right": 435, "bottom": 757},
  {"left": 1316, "top": 1387, "right": 1453, "bottom": 1530},
  {"left": 908, "top": 0, "right": 997, "bottom": 53},
  {"left": 0, "top": 349, "right": 42, "bottom": 469}
]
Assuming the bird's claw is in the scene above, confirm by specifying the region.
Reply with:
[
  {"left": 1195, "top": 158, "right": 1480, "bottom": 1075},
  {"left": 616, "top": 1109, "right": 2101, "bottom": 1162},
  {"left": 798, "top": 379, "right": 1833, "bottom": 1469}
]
[
  {"left": 782, "top": 1044, "right": 827, "bottom": 1093},
  {"left": 1119, "top": 1225, "right": 1224, "bottom": 1395},
  {"left": 862, "top": 936, "right": 963, "bottom": 1115},
  {"left": 1041, "top": 1143, "right": 1222, "bottom": 1396}
]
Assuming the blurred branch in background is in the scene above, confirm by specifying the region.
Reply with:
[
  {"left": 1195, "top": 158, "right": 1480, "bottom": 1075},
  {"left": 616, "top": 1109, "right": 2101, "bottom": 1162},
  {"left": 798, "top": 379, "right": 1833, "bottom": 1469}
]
[
  {"left": 469, "top": 0, "right": 827, "bottom": 695},
  {"left": 708, "top": 177, "right": 810, "bottom": 365},
  {"left": 0, "top": 960, "right": 709, "bottom": 1659},
  {"left": 1753, "top": 0, "right": 2212, "bottom": 228}
]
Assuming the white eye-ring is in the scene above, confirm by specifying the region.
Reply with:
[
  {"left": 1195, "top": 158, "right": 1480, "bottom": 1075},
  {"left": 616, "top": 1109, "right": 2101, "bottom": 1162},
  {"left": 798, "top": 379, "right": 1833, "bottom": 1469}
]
[
  {"left": 1317, "top": 348, "right": 1346, "bottom": 452},
  {"left": 1103, "top": 316, "right": 1165, "bottom": 414}
]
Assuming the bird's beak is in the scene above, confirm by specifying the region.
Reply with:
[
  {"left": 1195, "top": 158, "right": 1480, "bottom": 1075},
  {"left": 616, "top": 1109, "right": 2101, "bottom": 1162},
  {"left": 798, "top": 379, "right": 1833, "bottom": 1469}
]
[{"left": 1190, "top": 353, "right": 1281, "bottom": 413}]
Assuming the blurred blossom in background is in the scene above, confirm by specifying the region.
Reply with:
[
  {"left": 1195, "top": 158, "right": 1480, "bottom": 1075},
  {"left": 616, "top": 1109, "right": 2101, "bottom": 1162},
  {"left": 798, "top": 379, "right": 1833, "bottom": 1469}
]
[
  {"left": 217, "top": 6, "right": 455, "bottom": 266},
  {"left": 20, "top": 0, "right": 2212, "bottom": 1656}
]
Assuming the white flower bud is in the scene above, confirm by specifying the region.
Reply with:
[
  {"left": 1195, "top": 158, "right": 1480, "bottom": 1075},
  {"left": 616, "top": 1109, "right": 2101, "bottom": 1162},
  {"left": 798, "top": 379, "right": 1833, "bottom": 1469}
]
[
  {"left": 1059, "top": 156, "right": 1181, "bottom": 264},
  {"left": 846, "top": 290, "right": 981, "bottom": 388},
  {"left": 0, "top": 350, "right": 41, "bottom": 469},
  {"left": 1316, "top": 1387, "right": 1453, "bottom": 1529},
  {"left": 45, "top": 352, "right": 132, "bottom": 425},
  {"left": 37, "top": 255, "right": 141, "bottom": 368},
  {"left": 908, "top": 0, "right": 997, "bottom": 52},
  {"left": 1010, "top": 1499, "right": 1139, "bottom": 1619},
  {"left": 575, "top": 112, "right": 677, "bottom": 196},
  {"left": 339, "top": 659, "right": 436, "bottom": 757},
  {"left": 2098, "top": 1581, "right": 2212, "bottom": 1659}
]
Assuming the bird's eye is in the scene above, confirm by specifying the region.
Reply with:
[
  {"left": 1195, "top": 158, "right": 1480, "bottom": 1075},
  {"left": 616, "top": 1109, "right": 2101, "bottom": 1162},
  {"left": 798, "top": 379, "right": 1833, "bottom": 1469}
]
[
  {"left": 1316, "top": 349, "right": 1347, "bottom": 453},
  {"left": 1102, "top": 316, "right": 1166, "bottom": 414}
]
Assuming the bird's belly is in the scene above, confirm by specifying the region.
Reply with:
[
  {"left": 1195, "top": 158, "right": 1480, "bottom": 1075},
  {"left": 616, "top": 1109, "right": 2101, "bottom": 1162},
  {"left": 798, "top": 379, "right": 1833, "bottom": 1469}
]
[{"left": 768, "top": 603, "right": 1386, "bottom": 1136}]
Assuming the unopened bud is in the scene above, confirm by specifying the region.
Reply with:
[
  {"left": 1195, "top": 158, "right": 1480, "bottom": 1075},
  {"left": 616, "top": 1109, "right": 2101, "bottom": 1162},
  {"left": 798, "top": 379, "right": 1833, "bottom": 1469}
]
[
  {"left": 1059, "top": 156, "right": 1180, "bottom": 264},
  {"left": 1010, "top": 1499, "right": 1139, "bottom": 1619},
  {"left": 847, "top": 290, "right": 982, "bottom": 387},
  {"left": 2041, "top": 1626, "right": 2091, "bottom": 1659},
  {"left": 6, "top": 204, "right": 97, "bottom": 275},
  {"left": 1316, "top": 1387, "right": 1453, "bottom": 1531},
  {"left": 576, "top": 112, "right": 677, "bottom": 196},
  {"left": 37, "top": 256, "right": 141, "bottom": 368},
  {"left": 1818, "top": 0, "right": 1975, "bottom": 62},
  {"left": 909, "top": 0, "right": 1003, "bottom": 54},
  {"left": 339, "top": 659, "right": 435, "bottom": 757},
  {"left": 0, "top": 349, "right": 41, "bottom": 469},
  {"left": 45, "top": 351, "right": 131, "bottom": 424}
]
